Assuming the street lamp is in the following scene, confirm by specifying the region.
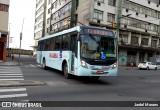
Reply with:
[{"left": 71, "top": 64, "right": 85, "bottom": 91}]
[{"left": 19, "top": 18, "right": 25, "bottom": 63}]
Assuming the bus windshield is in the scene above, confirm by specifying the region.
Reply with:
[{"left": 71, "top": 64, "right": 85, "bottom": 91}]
[{"left": 80, "top": 34, "right": 117, "bottom": 60}]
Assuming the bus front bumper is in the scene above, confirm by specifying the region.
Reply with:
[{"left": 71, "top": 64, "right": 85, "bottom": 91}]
[{"left": 76, "top": 66, "right": 118, "bottom": 77}]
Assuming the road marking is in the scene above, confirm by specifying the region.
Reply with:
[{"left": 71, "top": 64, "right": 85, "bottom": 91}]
[
  {"left": 0, "top": 74, "right": 23, "bottom": 76},
  {"left": 0, "top": 79, "right": 24, "bottom": 81},
  {"left": 0, "top": 88, "right": 26, "bottom": 92},
  {"left": 0, "top": 76, "right": 23, "bottom": 78},
  {"left": 0, "top": 72, "right": 22, "bottom": 73},
  {"left": 29, "top": 64, "right": 36, "bottom": 67},
  {"left": 0, "top": 93, "right": 28, "bottom": 99},
  {"left": 37, "top": 65, "right": 42, "bottom": 67}
]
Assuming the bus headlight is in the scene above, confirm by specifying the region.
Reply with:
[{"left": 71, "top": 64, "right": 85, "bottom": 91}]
[
  {"left": 81, "top": 60, "right": 88, "bottom": 68},
  {"left": 112, "top": 63, "right": 117, "bottom": 69}
]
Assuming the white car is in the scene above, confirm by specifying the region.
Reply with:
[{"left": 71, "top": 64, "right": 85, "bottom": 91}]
[{"left": 138, "top": 62, "right": 157, "bottom": 70}]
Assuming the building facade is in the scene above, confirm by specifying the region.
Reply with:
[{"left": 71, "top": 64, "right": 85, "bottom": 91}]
[
  {"left": 0, "top": 0, "right": 10, "bottom": 61},
  {"left": 34, "top": 0, "right": 160, "bottom": 66},
  {"left": 33, "top": 0, "right": 46, "bottom": 55}
]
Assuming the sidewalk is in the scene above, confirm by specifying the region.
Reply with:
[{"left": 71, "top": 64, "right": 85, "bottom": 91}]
[{"left": 0, "top": 57, "right": 19, "bottom": 66}]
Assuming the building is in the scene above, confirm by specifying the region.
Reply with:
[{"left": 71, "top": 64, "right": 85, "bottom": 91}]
[
  {"left": 34, "top": 0, "right": 160, "bottom": 66},
  {"left": 0, "top": 0, "right": 10, "bottom": 62},
  {"left": 33, "top": 0, "right": 47, "bottom": 55}
]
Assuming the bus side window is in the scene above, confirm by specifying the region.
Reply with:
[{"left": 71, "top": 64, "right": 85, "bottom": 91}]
[
  {"left": 71, "top": 34, "right": 77, "bottom": 57},
  {"left": 55, "top": 36, "right": 62, "bottom": 50},
  {"left": 50, "top": 39, "right": 55, "bottom": 50},
  {"left": 62, "top": 34, "right": 70, "bottom": 50}
]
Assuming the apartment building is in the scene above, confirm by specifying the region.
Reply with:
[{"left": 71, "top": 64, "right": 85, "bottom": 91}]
[
  {"left": 0, "top": 0, "right": 9, "bottom": 62},
  {"left": 34, "top": 0, "right": 46, "bottom": 54},
  {"left": 34, "top": 0, "right": 160, "bottom": 66}
]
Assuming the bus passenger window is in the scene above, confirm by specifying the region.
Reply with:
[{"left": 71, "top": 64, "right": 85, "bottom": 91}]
[
  {"left": 62, "top": 35, "right": 70, "bottom": 50},
  {"left": 55, "top": 36, "right": 62, "bottom": 50}
]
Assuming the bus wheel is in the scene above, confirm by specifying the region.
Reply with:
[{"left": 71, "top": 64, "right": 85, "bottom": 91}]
[
  {"left": 42, "top": 59, "right": 47, "bottom": 70},
  {"left": 63, "top": 63, "right": 71, "bottom": 79},
  {"left": 155, "top": 67, "right": 157, "bottom": 70},
  {"left": 90, "top": 76, "right": 100, "bottom": 80}
]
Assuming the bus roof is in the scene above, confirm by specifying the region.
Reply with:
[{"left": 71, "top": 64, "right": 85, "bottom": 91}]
[{"left": 39, "top": 26, "right": 115, "bottom": 41}]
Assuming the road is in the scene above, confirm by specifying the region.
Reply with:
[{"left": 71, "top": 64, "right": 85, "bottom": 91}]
[{"left": 1, "top": 55, "right": 160, "bottom": 109}]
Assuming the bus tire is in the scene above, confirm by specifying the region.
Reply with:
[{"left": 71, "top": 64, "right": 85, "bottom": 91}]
[
  {"left": 42, "top": 59, "right": 47, "bottom": 70},
  {"left": 155, "top": 67, "right": 157, "bottom": 70},
  {"left": 63, "top": 63, "right": 71, "bottom": 79}
]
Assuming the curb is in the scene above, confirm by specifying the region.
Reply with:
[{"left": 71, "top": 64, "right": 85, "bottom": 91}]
[{"left": 0, "top": 80, "right": 45, "bottom": 87}]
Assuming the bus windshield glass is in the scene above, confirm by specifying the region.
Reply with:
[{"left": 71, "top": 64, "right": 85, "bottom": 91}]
[{"left": 80, "top": 34, "right": 116, "bottom": 60}]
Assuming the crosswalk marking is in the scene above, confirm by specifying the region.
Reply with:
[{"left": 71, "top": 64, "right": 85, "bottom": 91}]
[
  {"left": 23, "top": 64, "right": 42, "bottom": 68},
  {"left": 0, "top": 76, "right": 23, "bottom": 78},
  {"left": 29, "top": 64, "right": 36, "bottom": 67},
  {"left": 0, "top": 88, "right": 26, "bottom": 92},
  {"left": 0, "top": 67, "right": 28, "bottom": 101},
  {"left": 0, "top": 72, "right": 22, "bottom": 73},
  {"left": 0, "top": 74, "right": 23, "bottom": 76},
  {"left": 37, "top": 65, "right": 42, "bottom": 67},
  {"left": 0, "top": 93, "right": 28, "bottom": 99},
  {"left": 0, "top": 79, "right": 24, "bottom": 81}
]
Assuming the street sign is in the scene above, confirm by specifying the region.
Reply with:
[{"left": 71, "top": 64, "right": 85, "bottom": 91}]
[{"left": 121, "top": 55, "right": 126, "bottom": 63}]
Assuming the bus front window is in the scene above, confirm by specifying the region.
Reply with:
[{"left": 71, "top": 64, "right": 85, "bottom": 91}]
[{"left": 80, "top": 34, "right": 116, "bottom": 60}]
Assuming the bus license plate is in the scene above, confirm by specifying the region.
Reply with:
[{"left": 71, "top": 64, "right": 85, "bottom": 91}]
[{"left": 97, "top": 70, "right": 104, "bottom": 74}]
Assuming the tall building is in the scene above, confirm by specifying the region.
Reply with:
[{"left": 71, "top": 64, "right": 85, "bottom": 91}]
[
  {"left": 0, "top": 0, "right": 10, "bottom": 62},
  {"left": 33, "top": 0, "right": 47, "bottom": 55},
  {"left": 34, "top": 0, "right": 160, "bottom": 66}
]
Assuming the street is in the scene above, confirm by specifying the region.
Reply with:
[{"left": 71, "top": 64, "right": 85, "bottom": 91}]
[{"left": 0, "top": 55, "right": 160, "bottom": 109}]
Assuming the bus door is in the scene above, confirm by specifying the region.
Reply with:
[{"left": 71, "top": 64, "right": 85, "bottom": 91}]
[
  {"left": 37, "top": 41, "right": 43, "bottom": 64},
  {"left": 71, "top": 34, "right": 77, "bottom": 72}
]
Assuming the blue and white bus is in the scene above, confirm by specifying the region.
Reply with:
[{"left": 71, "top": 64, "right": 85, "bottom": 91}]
[{"left": 37, "top": 26, "right": 118, "bottom": 79}]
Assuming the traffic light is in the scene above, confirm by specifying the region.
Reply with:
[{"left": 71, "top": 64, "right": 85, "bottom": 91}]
[
  {"left": 66, "top": 18, "right": 70, "bottom": 28},
  {"left": 112, "top": 21, "right": 115, "bottom": 28}
]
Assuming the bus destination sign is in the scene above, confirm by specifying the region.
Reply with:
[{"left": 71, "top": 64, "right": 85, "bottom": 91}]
[{"left": 84, "top": 28, "right": 113, "bottom": 36}]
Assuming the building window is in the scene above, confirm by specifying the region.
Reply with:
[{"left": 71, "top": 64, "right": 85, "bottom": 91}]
[
  {"left": 151, "top": 40, "right": 157, "bottom": 47},
  {"left": 0, "top": 4, "right": 9, "bottom": 12},
  {"left": 47, "top": 18, "right": 50, "bottom": 24},
  {"left": 131, "top": 36, "right": 139, "bottom": 46},
  {"left": 107, "top": 13, "right": 115, "bottom": 22},
  {"left": 93, "top": 9, "right": 103, "bottom": 20},
  {"left": 119, "top": 34, "right": 128, "bottom": 43},
  {"left": 141, "top": 38, "right": 149, "bottom": 46},
  {"left": 108, "top": 0, "right": 116, "bottom": 6},
  {"left": 48, "top": 8, "right": 51, "bottom": 14}
]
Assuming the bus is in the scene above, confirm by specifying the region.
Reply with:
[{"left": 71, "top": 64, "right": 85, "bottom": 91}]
[{"left": 37, "top": 26, "right": 118, "bottom": 79}]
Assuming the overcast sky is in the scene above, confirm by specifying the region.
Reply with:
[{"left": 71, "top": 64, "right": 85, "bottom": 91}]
[{"left": 9, "top": 0, "right": 36, "bottom": 50}]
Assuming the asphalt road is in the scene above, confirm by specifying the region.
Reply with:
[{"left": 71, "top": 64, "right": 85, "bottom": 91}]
[{"left": 12, "top": 55, "right": 160, "bottom": 110}]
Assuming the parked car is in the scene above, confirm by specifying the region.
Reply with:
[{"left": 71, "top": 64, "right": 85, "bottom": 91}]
[{"left": 138, "top": 62, "right": 157, "bottom": 70}]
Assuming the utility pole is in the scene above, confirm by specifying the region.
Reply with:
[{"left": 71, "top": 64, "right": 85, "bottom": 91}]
[
  {"left": 116, "top": 0, "right": 123, "bottom": 39},
  {"left": 7, "top": 23, "right": 11, "bottom": 57},
  {"left": 70, "top": 0, "right": 76, "bottom": 28},
  {"left": 19, "top": 18, "right": 25, "bottom": 63}
]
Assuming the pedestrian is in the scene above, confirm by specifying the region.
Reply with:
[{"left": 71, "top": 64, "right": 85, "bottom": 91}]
[{"left": 11, "top": 54, "right": 14, "bottom": 61}]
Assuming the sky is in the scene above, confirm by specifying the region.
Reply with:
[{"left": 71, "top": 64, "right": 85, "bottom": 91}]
[{"left": 9, "top": 0, "right": 36, "bottom": 50}]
